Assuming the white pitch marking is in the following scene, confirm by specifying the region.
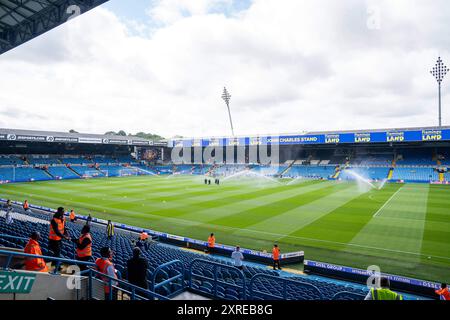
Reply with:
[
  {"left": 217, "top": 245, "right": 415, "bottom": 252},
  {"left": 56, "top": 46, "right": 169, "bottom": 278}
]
[{"left": 372, "top": 186, "right": 403, "bottom": 218}]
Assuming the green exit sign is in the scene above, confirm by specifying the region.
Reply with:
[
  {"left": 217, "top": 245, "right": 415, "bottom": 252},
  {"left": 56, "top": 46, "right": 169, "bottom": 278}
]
[{"left": 0, "top": 271, "right": 36, "bottom": 294}]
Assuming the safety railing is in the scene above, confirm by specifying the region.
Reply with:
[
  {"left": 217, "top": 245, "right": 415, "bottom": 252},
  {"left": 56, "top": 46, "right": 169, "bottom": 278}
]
[
  {"left": 249, "top": 274, "right": 324, "bottom": 300},
  {"left": 80, "top": 268, "right": 168, "bottom": 301},
  {"left": 332, "top": 291, "right": 366, "bottom": 300},
  {"left": 0, "top": 248, "right": 95, "bottom": 273},
  {"left": 0, "top": 249, "right": 167, "bottom": 300},
  {"left": 151, "top": 259, "right": 185, "bottom": 298},
  {"left": 189, "top": 259, "right": 246, "bottom": 300}
]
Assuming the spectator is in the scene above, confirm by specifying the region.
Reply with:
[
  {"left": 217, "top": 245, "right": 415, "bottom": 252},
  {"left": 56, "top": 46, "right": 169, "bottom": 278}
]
[
  {"left": 139, "top": 230, "right": 149, "bottom": 241},
  {"left": 86, "top": 214, "right": 92, "bottom": 225},
  {"left": 73, "top": 224, "right": 93, "bottom": 271},
  {"left": 107, "top": 220, "right": 114, "bottom": 240},
  {"left": 23, "top": 231, "right": 48, "bottom": 272},
  {"left": 69, "top": 209, "right": 76, "bottom": 222},
  {"left": 3, "top": 200, "right": 13, "bottom": 225},
  {"left": 126, "top": 247, "right": 149, "bottom": 290},
  {"left": 365, "top": 277, "right": 403, "bottom": 300},
  {"left": 206, "top": 233, "right": 215, "bottom": 254},
  {"left": 435, "top": 283, "right": 450, "bottom": 300},
  {"left": 23, "top": 200, "right": 30, "bottom": 212},
  {"left": 231, "top": 246, "right": 244, "bottom": 270},
  {"left": 272, "top": 244, "right": 281, "bottom": 270},
  {"left": 48, "top": 207, "right": 70, "bottom": 264},
  {"left": 95, "top": 247, "right": 118, "bottom": 300}
]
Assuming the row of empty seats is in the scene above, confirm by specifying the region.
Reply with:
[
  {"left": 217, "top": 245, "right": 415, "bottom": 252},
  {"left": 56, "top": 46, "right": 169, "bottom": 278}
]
[{"left": 391, "top": 167, "right": 439, "bottom": 181}]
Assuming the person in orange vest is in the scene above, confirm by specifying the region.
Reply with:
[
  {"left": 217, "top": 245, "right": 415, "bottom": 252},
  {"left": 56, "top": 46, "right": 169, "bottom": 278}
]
[
  {"left": 95, "top": 247, "right": 118, "bottom": 300},
  {"left": 435, "top": 283, "right": 450, "bottom": 300},
  {"left": 24, "top": 231, "right": 48, "bottom": 273},
  {"left": 69, "top": 209, "right": 76, "bottom": 222},
  {"left": 48, "top": 207, "right": 70, "bottom": 264},
  {"left": 206, "top": 233, "right": 215, "bottom": 254},
  {"left": 272, "top": 244, "right": 281, "bottom": 270},
  {"left": 23, "top": 200, "right": 30, "bottom": 212},
  {"left": 72, "top": 225, "right": 92, "bottom": 271},
  {"left": 139, "top": 230, "right": 149, "bottom": 241}
]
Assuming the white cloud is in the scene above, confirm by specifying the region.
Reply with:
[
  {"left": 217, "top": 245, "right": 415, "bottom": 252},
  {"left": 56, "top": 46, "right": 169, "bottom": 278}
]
[
  {"left": 146, "top": 0, "right": 234, "bottom": 25},
  {"left": 0, "top": 0, "right": 449, "bottom": 138}
]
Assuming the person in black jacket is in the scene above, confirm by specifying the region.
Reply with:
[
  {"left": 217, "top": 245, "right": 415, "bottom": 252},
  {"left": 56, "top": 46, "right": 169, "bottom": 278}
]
[{"left": 126, "top": 247, "right": 149, "bottom": 291}]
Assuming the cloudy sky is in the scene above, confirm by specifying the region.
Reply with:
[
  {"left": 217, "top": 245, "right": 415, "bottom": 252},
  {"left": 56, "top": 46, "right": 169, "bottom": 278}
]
[{"left": 0, "top": 0, "right": 449, "bottom": 138}]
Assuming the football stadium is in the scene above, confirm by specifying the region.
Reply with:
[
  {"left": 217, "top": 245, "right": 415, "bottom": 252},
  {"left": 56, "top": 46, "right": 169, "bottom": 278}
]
[{"left": 0, "top": 0, "right": 449, "bottom": 306}]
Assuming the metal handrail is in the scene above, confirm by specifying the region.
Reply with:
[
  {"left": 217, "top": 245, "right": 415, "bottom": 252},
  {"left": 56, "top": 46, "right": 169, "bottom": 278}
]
[
  {"left": 332, "top": 291, "right": 366, "bottom": 300},
  {"left": 151, "top": 259, "right": 185, "bottom": 298},
  {"left": 80, "top": 268, "right": 168, "bottom": 301},
  {"left": 189, "top": 259, "right": 246, "bottom": 299},
  {"left": 0, "top": 249, "right": 96, "bottom": 273},
  {"left": 249, "top": 274, "right": 324, "bottom": 300}
]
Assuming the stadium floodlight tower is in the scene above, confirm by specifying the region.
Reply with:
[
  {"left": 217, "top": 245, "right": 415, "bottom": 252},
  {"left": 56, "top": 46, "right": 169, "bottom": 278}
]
[
  {"left": 430, "top": 57, "right": 450, "bottom": 127},
  {"left": 222, "top": 87, "right": 235, "bottom": 136}
]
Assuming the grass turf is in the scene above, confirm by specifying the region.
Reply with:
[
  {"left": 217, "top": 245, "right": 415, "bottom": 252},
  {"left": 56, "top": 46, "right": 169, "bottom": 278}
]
[{"left": 1, "top": 175, "right": 449, "bottom": 282}]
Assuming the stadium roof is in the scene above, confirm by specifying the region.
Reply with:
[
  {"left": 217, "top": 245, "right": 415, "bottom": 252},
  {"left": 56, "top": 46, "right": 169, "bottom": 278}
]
[
  {"left": 0, "top": 0, "right": 108, "bottom": 55},
  {"left": 0, "top": 128, "right": 167, "bottom": 146},
  {"left": 170, "top": 125, "right": 450, "bottom": 141}
]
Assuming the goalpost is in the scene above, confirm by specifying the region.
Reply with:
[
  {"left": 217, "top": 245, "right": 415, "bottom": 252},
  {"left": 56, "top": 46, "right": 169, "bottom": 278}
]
[
  {"left": 118, "top": 168, "right": 139, "bottom": 177},
  {"left": 84, "top": 170, "right": 108, "bottom": 178}
]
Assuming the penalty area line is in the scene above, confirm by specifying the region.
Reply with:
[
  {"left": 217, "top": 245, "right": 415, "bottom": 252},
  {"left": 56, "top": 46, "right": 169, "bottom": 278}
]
[{"left": 373, "top": 186, "right": 403, "bottom": 218}]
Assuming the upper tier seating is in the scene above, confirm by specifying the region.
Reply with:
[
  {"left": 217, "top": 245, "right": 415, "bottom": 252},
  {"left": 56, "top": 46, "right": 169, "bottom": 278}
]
[
  {"left": 91, "top": 156, "right": 116, "bottom": 164},
  {"left": 115, "top": 155, "right": 138, "bottom": 164},
  {"left": 26, "top": 157, "right": 60, "bottom": 165},
  {"left": 59, "top": 156, "right": 92, "bottom": 165},
  {"left": 396, "top": 150, "right": 435, "bottom": 166},
  {"left": 352, "top": 154, "right": 393, "bottom": 166},
  {"left": 0, "top": 156, "right": 23, "bottom": 166}
]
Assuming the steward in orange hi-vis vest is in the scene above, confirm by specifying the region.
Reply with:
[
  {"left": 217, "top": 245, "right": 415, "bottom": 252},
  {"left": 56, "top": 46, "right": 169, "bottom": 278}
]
[
  {"left": 95, "top": 247, "right": 118, "bottom": 299},
  {"left": 208, "top": 234, "right": 215, "bottom": 248},
  {"left": 139, "top": 231, "right": 149, "bottom": 241},
  {"left": 76, "top": 233, "right": 92, "bottom": 258},
  {"left": 24, "top": 232, "right": 48, "bottom": 272},
  {"left": 272, "top": 244, "right": 282, "bottom": 270},
  {"left": 49, "top": 216, "right": 65, "bottom": 241},
  {"left": 69, "top": 210, "right": 76, "bottom": 222},
  {"left": 95, "top": 258, "right": 116, "bottom": 294}
]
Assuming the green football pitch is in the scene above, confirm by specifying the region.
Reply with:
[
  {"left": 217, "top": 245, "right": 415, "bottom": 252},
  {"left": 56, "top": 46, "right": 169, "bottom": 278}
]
[{"left": 1, "top": 175, "right": 449, "bottom": 282}]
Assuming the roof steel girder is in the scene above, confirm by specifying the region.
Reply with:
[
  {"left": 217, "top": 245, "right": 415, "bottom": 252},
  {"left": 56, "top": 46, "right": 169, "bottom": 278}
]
[{"left": 0, "top": 0, "right": 108, "bottom": 55}]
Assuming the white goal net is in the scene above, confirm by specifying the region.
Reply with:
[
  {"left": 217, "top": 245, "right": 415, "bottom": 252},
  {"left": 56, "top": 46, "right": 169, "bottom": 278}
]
[
  {"left": 84, "top": 170, "right": 108, "bottom": 178},
  {"left": 119, "top": 169, "right": 139, "bottom": 177}
]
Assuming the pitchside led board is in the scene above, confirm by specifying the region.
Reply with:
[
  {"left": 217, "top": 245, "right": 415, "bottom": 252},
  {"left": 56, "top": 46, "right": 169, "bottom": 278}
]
[{"left": 168, "top": 128, "right": 450, "bottom": 147}]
